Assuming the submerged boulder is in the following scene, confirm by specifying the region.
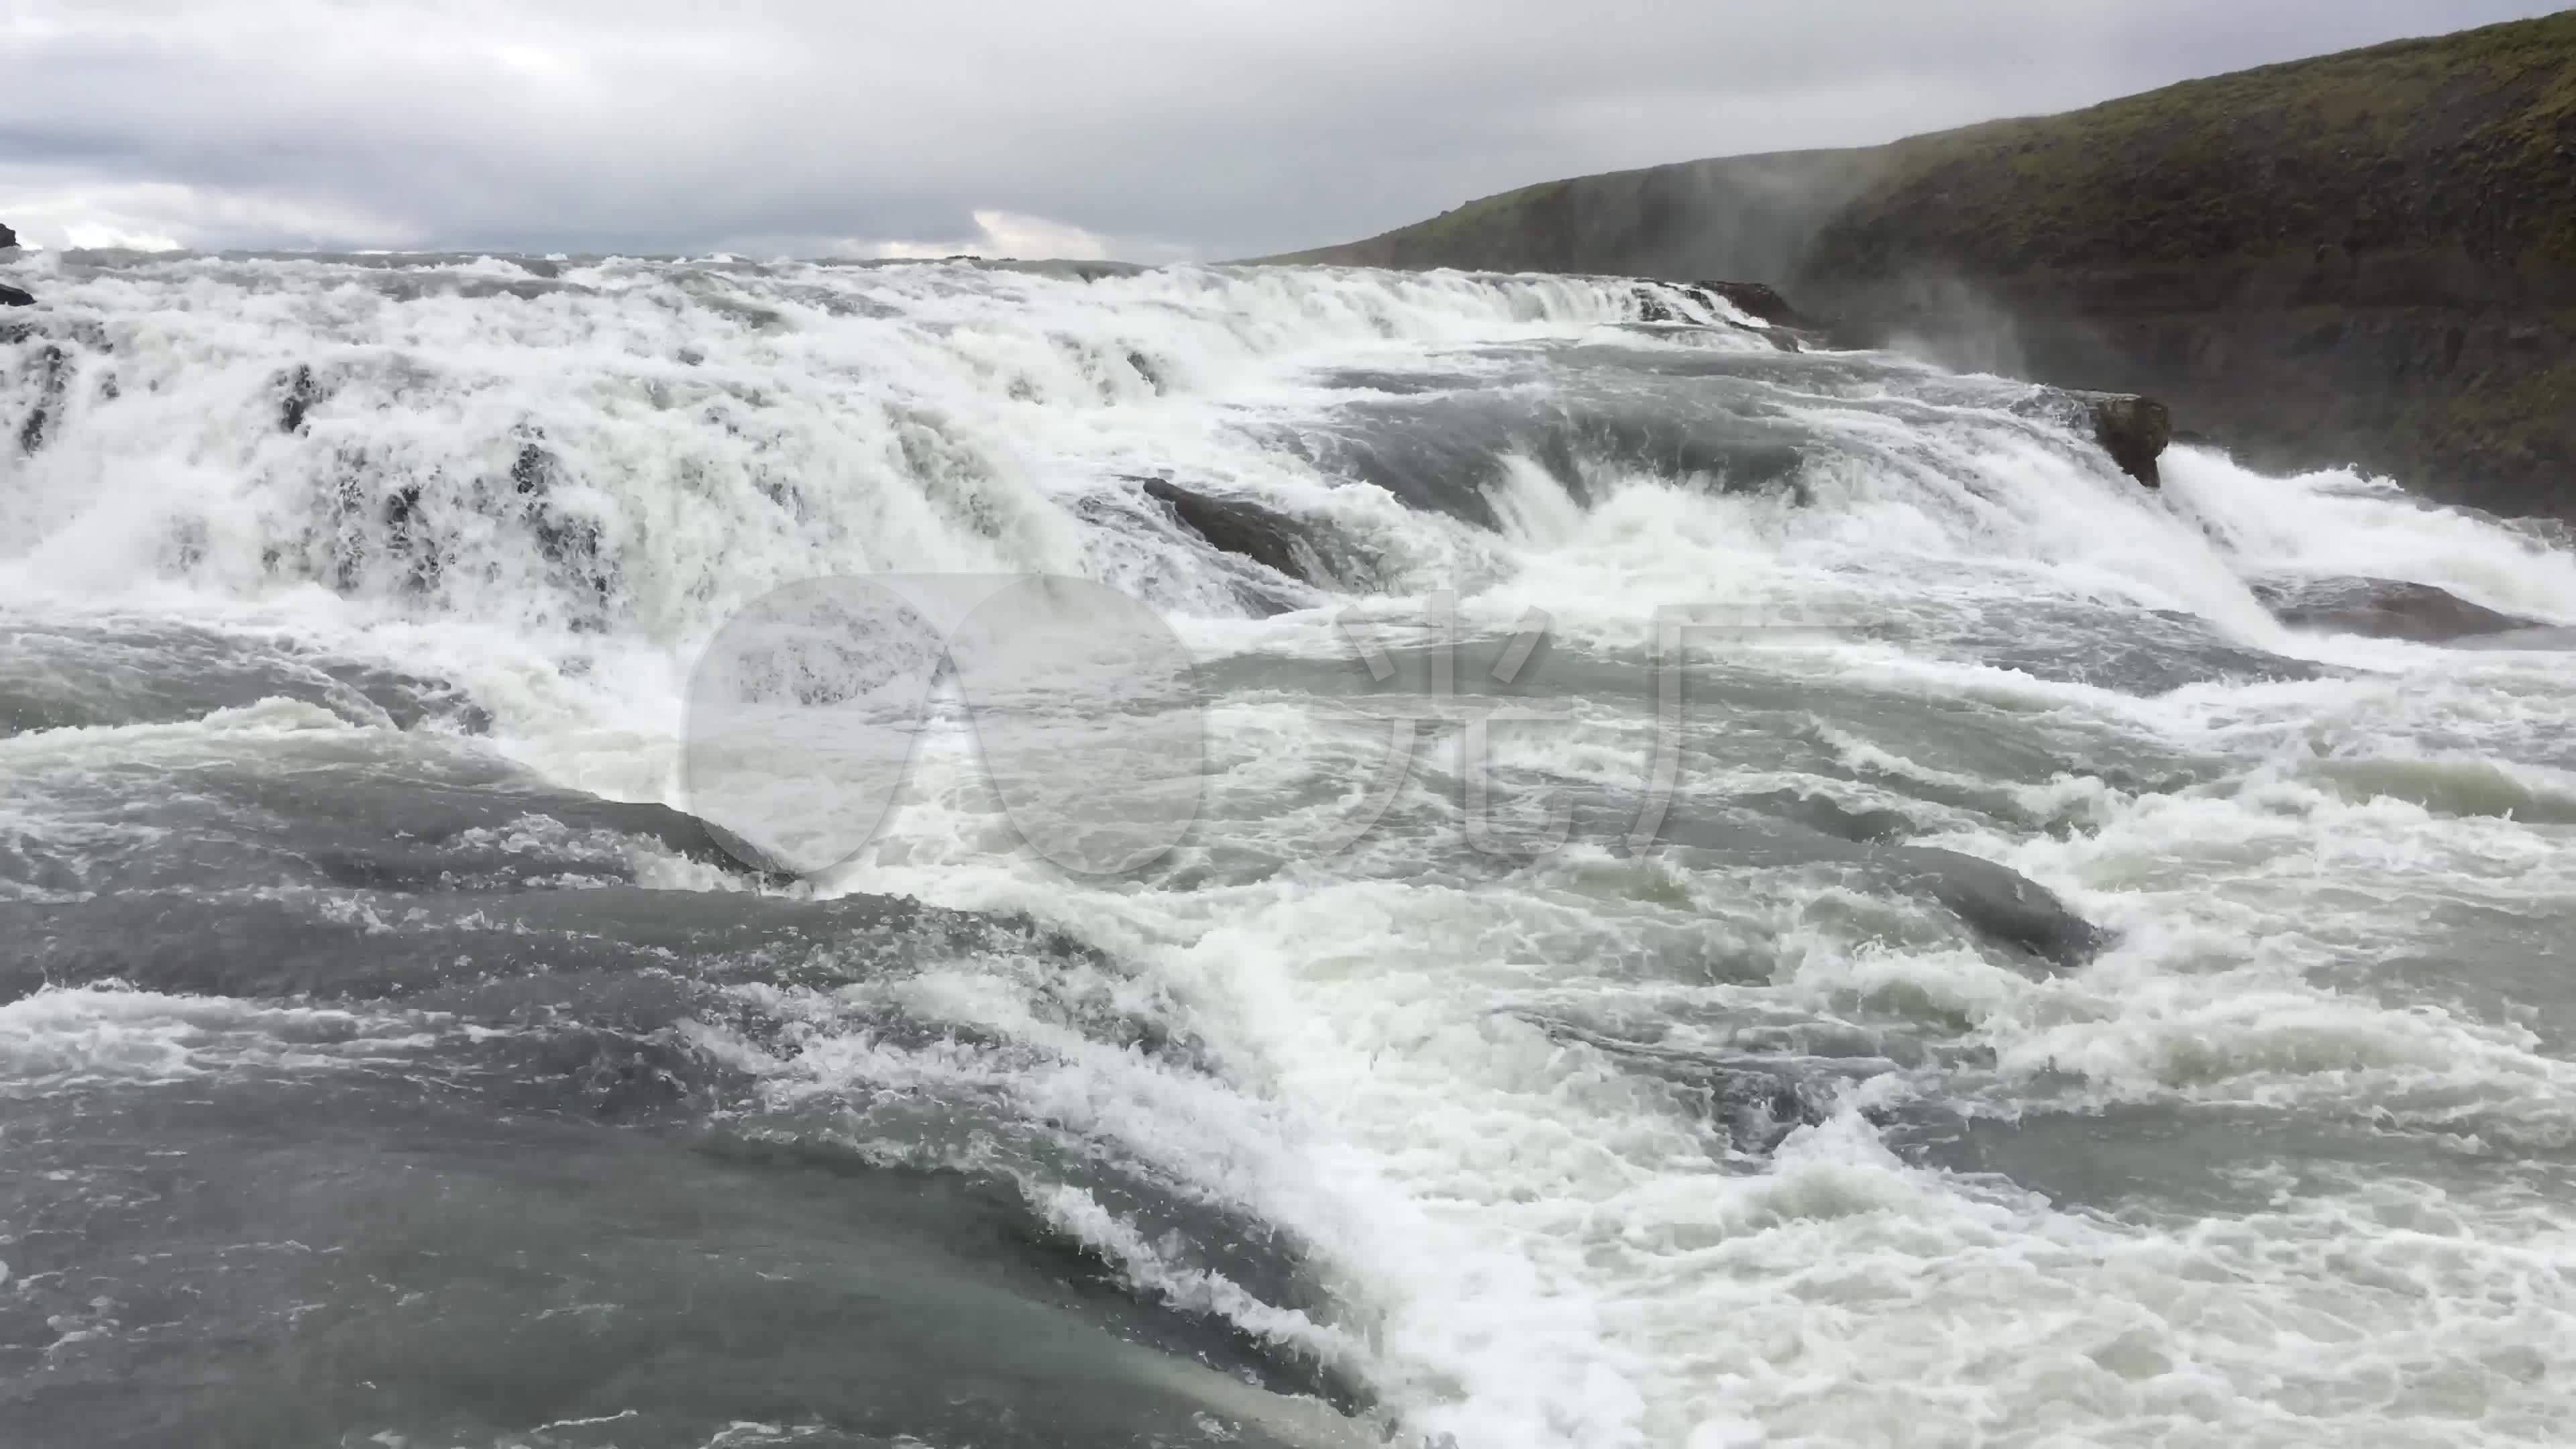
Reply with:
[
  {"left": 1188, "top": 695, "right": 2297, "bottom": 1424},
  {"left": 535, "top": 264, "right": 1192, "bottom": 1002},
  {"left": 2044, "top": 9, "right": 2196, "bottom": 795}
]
[
  {"left": 1876, "top": 846, "right": 2104, "bottom": 969},
  {"left": 1138, "top": 477, "right": 1336, "bottom": 586},
  {"left": 1715, "top": 792, "right": 2108, "bottom": 970},
  {"left": 1735, "top": 788, "right": 1915, "bottom": 845},
  {"left": 2090, "top": 394, "right": 2173, "bottom": 487},
  {"left": 2251, "top": 576, "right": 2546, "bottom": 641}
]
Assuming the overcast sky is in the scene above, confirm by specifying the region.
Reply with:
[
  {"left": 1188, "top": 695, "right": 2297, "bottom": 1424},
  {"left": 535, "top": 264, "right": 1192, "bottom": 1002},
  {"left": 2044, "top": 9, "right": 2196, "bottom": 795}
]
[{"left": 0, "top": 1, "right": 2561, "bottom": 260}]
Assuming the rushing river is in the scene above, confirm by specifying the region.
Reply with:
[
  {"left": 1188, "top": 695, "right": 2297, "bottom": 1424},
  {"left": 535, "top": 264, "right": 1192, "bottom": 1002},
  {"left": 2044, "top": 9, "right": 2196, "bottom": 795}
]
[{"left": 5, "top": 252, "right": 2576, "bottom": 1448}]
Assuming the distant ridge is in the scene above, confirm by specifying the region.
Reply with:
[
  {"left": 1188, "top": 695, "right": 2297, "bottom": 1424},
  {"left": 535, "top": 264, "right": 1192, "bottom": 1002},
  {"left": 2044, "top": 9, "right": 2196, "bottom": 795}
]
[{"left": 1273, "top": 12, "right": 2576, "bottom": 518}]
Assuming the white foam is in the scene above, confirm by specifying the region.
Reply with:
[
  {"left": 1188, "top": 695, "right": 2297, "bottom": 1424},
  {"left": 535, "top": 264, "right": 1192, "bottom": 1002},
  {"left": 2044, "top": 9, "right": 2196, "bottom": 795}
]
[
  {"left": 2165, "top": 448, "right": 2576, "bottom": 624},
  {"left": 0, "top": 984, "right": 447, "bottom": 1089},
  {"left": 11, "top": 255, "right": 2576, "bottom": 1446}
]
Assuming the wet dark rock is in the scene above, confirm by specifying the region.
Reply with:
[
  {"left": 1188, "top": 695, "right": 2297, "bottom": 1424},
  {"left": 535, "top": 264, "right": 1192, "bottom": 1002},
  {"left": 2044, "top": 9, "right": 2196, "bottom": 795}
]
[
  {"left": 276, "top": 363, "right": 325, "bottom": 433},
  {"left": 510, "top": 439, "right": 618, "bottom": 617},
  {"left": 1293, "top": 382, "right": 1821, "bottom": 531},
  {"left": 0, "top": 620, "right": 493, "bottom": 737},
  {"left": 1523, "top": 1015, "right": 1854, "bottom": 1155},
  {"left": 2090, "top": 394, "right": 2173, "bottom": 487},
  {"left": 1138, "top": 477, "right": 1336, "bottom": 586},
  {"left": 1690, "top": 280, "right": 1813, "bottom": 331},
  {"left": 511, "top": 439, "right": 552, "bottom": 496},
  {"left": 15, "top": 342, "right": 68, "bottom": 452},
  {"left": 1876, "top": 846, "right": 2104, "bottom": 969},
  {"left": 1632, "top": 286, "right": 1684, "bottom": 324},
  {"left": 0, "top": 732, "right": 789, "bottom": 902},
  {"left": 0, "top": 219, "right": 23, "bottom": 305},
  {"left": 1654, "top": 789, "right": 2107, "bottom": 970},
  {"left": 2446, "top": 625, "right": 2576, "bottom": 652},
  {"left": 1738, "top": 325, "right": 1802, "bottom": 353},
  {"left": 1737, "top": 789, "right": 1915, "bottom": 844},
  {"left": 0, "top": 313, "right": 107, "bottom": 352},
  {"left": 2251, "top": 576, "right": 2546, "bottom": 642},
  {"left": 0, "top": 884, "right": 943, "bottom": 1006},
  {"left": 1635, "top": 280, "right": 1817, "bottom": 350}
]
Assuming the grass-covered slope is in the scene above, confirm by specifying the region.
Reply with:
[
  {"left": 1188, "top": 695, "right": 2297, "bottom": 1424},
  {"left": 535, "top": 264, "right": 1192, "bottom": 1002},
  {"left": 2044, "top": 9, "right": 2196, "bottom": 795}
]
[
  {"left": 1801, "top": 13, "right": 2576, "bottom": 280},
  {"left": 1265, "top": 148, "right": 1895, "bottom": 282},
  {"left": 1286, "top": 14, "right": 2576, "bottom": 286},
  {"left": 1277, "top": 13, "right": 2576, "bottom": 515}
]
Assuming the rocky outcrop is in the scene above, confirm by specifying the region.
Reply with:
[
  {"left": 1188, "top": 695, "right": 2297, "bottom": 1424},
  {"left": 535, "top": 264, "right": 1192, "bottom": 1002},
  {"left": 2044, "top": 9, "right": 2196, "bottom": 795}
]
[
  {"left": 1632, "top": 280, "right": 1816, "bottom": 350},
  {"left": 1693, "top": 280, "right": 1812, "bottom": 331},
  {"left": 2004, "top": 388, "right": 2176, "bottom": 486},
  {"left": 1, "top": 221, "right": 24, "bottom": 307},
  {"left": 1628, "top": 286, "right": 1690, "bottom": 325},
  {"left": 2090, "top": 395, "right": 2173, "bottom": 487},
  {"left": 2251, "top": 576, "right": 2546, "bottom": 641}
]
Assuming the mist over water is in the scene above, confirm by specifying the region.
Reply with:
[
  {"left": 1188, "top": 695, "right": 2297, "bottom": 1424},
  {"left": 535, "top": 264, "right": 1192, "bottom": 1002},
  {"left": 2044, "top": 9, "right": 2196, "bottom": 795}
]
[{"left": 6, "top": 250, "right": 2576, "bottom": 1448}]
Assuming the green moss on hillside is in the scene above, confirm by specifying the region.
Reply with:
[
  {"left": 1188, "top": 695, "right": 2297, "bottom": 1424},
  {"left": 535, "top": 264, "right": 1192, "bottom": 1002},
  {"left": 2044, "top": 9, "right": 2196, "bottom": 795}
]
[
  {"left": 1261, "top": 148, "right": 1895, "bottom": 278},
  {"left": 1277, "top": 13, "right": 2576, "bottom": 517},
  {"left": 1803, "top": 13, "right": 2576, "bottom": 280},
  {"left": 1386, "top": 183, "right": 1570, "bottom": 254},
  {"left": 1283, "top": 13, "right": 2576, "bottom": 286}
]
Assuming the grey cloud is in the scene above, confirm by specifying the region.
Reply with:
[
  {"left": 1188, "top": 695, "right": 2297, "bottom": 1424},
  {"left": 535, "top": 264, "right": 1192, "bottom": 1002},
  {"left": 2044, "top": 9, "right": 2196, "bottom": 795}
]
[{"left": 0, "top": 0, "right": 2560, "bottom": 259}]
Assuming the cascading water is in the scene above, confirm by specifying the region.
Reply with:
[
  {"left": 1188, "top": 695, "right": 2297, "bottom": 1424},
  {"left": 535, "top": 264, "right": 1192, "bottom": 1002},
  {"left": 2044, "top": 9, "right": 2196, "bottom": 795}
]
[{"left": 7, "top": 249, "right": 2576, "bottom": 1449}]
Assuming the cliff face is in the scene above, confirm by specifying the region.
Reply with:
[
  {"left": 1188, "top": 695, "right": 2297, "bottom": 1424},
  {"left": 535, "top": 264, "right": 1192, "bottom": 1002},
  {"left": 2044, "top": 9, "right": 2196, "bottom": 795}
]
[{"left": 1274, "top": 13, "right": 2576, "bottom": 518}]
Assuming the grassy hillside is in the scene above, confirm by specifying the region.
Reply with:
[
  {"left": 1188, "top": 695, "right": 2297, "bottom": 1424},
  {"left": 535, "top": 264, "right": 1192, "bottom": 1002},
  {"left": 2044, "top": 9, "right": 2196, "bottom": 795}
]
[
  {"left": 1801, "top": 12, "right": 2576, "bottom": 282},
  {"left": 1274, "top": 12, "right": 2576, "bottom": 515},
  {"left": 1265, "top": 148, "right": 1894, "bottom": 282},
  {"left": 1283, "top": 13, "right": 2576, "bottom": 284}
]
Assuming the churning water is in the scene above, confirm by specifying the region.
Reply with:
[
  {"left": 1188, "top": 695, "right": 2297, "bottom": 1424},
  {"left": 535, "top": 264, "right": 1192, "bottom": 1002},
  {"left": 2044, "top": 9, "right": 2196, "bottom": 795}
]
[{"left": 5, "top": 250, "right": 2576, "bottom": 1448}]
